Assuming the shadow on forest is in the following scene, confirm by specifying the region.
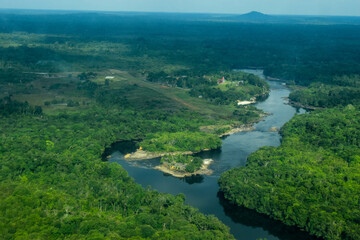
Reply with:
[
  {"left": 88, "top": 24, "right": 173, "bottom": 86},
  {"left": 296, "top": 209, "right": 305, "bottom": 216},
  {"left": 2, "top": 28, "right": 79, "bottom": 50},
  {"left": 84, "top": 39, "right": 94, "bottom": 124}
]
[{"left": 217, "top": 192, "right": 322, "bottom": 240}]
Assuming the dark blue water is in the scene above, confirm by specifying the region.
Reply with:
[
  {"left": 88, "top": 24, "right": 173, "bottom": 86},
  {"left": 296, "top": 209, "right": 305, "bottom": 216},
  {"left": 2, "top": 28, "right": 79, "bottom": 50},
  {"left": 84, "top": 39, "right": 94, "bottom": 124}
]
[{"left": 109, "top": 70, "right": 316, "bottom": 240}]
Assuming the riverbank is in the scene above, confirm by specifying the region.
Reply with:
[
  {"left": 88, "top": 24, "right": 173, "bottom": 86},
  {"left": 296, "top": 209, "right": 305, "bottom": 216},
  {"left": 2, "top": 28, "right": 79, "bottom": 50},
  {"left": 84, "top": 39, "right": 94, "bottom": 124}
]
[
  {"left": 286, "top": 98, "right": 325, "bottom": 110},
  {"left": 219, "top": 125, "right": 255, "bottom": 137},
  {"left": 154, "top": 159, "right": 214, "bottom": 177},
  {"left": 124, "top": 149, "right": 197, "bottom": 161}
]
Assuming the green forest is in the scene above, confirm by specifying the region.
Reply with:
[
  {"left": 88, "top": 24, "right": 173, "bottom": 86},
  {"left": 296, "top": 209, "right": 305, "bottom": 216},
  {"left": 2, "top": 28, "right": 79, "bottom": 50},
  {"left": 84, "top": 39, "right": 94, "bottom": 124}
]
[
  {"left": 1, "top": 9, "right": 360, "bottom": 240},
  {"left": 141, "top": 132, "right": 222, "bottom": 153},
  {"left": 0, "top": 87, "right": 241, "bottom": 239},
  {"left": 219, "top": 106, "right": 360, "bottom": 239},
  {"left": 0, "top": 109, "right": 235, "bottom": 239},
  {"left": 289, "top": 75, "right": 360, "bottom": 108}
]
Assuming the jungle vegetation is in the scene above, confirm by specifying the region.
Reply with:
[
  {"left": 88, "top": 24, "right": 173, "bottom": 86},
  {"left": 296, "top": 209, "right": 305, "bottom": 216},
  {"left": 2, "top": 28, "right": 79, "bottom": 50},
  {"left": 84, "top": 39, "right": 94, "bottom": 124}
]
[
  {"left": 289, "top": 75, "right": 360, "bottom": 108},
  {"left": 0, "top": 107, "right": 235, "bottom": 239},
  {"left": 219, "top": 106, "right": 360, "bottom": 240},
  {"left": 141, "top": 132, "right": 222, "bottom": 153}
]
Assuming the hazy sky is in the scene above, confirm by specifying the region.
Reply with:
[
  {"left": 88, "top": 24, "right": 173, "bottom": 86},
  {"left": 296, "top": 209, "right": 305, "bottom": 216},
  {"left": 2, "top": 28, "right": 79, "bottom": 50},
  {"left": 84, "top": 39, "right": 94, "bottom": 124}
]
[{"left": 1, "top": 0, "right": 360, "bottom": 16}]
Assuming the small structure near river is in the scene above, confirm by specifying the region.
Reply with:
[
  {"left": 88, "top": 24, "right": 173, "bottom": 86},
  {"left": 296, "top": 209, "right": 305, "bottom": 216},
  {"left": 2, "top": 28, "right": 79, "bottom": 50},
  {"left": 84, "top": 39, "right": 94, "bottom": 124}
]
[{"left": 237, "top": 97, "right": 256, "bottom": 106}]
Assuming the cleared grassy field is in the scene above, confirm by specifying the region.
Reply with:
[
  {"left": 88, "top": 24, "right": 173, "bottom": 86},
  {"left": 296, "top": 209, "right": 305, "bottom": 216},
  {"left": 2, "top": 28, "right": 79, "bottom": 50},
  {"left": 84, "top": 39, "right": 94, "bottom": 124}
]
[{"left": 112, "top": 71, "right": 238, "bottom": 119}]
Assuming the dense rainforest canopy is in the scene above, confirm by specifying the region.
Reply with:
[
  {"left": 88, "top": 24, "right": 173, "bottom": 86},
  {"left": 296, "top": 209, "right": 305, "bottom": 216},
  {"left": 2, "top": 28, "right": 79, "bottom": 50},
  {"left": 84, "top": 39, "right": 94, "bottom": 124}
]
[
  {"left": 0, "top": 104, "right": 237, "bottom": 239},
  {"left": 289, "top": 75, "right": 360, "bottom": 108},
  {"left": 219, "top": 106, "right": 360, "bottom": 240}
]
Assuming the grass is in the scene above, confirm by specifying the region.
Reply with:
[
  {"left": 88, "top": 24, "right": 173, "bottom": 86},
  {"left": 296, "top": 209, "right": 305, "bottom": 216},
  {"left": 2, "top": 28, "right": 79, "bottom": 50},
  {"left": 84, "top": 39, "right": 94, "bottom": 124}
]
[{"left": 114, "top": 71, "right": 237, "bottom": 118}]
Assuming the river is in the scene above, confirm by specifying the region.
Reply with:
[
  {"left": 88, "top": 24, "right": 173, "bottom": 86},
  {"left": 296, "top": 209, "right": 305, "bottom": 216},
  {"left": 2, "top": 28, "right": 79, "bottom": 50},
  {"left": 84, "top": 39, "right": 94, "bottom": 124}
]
[{"left": 108, "top": 69, "right": 317, "bottom": 240}]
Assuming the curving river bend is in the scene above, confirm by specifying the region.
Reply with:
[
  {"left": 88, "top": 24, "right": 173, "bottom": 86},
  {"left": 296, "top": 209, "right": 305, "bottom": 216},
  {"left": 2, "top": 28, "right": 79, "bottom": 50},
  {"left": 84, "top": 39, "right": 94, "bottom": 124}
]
[{"left": 109, "top": 70, "right": 317, "bottom": 240}]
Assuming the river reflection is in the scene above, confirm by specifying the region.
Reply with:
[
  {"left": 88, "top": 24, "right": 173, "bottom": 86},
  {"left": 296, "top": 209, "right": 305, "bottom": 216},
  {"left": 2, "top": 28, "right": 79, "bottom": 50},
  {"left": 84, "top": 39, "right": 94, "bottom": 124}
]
[{"left": 108, "top": 70, "right": 318, "bottom": 240}]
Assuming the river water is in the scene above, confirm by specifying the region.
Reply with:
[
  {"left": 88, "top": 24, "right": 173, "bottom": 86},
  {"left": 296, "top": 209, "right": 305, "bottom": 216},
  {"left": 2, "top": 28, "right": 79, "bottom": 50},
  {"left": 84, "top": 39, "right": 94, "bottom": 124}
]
[{"left": 109, "top": 70, "right": 317, "bottom": 240}]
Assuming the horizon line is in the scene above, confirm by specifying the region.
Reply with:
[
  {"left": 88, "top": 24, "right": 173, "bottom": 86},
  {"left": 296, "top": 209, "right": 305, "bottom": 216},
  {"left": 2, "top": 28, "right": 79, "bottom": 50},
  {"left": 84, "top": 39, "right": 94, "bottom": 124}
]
[{"left": 0, "top": 8, "right": 360, "bottom": 18}]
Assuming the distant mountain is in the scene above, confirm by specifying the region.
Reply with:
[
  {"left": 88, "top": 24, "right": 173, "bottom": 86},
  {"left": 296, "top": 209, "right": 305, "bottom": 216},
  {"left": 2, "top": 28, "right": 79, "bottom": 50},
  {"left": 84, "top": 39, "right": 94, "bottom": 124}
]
[
  {"left": 224, "top": 11, "right": 276, "bottom": 22},
  {"left": 241, "top": 11, "right": 268, "bottom": 18},
  {"left": 219, "top": 11, "right": 360, "bottom": 25}
]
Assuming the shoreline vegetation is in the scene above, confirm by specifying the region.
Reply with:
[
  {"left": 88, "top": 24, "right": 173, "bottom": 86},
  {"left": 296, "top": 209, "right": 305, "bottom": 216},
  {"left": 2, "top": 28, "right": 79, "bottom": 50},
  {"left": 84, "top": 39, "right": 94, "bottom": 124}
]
[
  {"left": 124, "top": 124, "right": 255, "bottom": 178},
  {"left": 123, "top": 124, "right": 256, "bottom": 177},
  {"left": 219, "top": 106, "right": 360, "bottom": 239},
  {"left": 124, "top": 149, "right": 195, "bottom": 161},
  {"left": 123, "top": 124, "right": 256, "bottom": 161},
  {"left": 218, "top": 125, "right": 256, "bottom": 137},
  {"left": 287, "top": 98, "right": 325, "bottom": 110}
]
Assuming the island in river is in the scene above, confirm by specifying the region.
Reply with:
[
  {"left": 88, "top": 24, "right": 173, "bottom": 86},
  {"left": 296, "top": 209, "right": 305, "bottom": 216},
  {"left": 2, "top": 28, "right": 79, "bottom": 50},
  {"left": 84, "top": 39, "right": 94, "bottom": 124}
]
[
  {"left": 155, "top": 155, "right": 214, "bottom": 177},
  {"left": 124, "top": 124, "right": 256, "bottom": 161},
  {"left": 124, "top": 149, "right": 214, "bottom": 177},
  {"left": 123, "top": 124, "right": 257, "bottom": 177}
]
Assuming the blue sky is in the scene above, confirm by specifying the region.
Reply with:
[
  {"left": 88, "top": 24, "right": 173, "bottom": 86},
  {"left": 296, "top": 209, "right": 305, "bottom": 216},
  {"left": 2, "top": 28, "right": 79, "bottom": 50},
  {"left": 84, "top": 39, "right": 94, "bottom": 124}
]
[{"left": 1, "top": 0, "right": 359, "bottom": 16}]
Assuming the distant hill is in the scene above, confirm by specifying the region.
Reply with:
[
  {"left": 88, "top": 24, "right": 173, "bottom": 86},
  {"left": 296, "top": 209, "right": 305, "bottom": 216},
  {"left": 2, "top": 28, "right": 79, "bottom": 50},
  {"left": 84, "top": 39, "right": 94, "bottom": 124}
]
[
  {"left": 223, "top": 11, "right": 276, "bottom": 23},
  {"left": 240, "top": 11, "right": 269, "bottom": 19},
  {"left": 206, "top": 11, "right": 360, "bottom": 25}
]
